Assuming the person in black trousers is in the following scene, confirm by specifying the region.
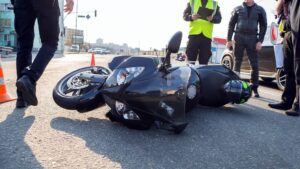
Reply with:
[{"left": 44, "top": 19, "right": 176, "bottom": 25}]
[
  {"left": 12, "top": 0, "right": 74, "bottom": 108},
  {"left": 286, "top": 0, "right": 300, "bottom": 116},
  {"left": 226, "top": 0, "right": 267, "bottom": 98},
  {"left": 269, "top": 0, "right": 298, "bottom": 112},
  {"left": 183, "top": 0, "right": 222, "bottom": 65}
]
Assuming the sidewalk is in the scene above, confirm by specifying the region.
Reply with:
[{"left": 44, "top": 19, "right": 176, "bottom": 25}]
[{"left": 1, "top": 52, "right": 65, "bottom": 62}]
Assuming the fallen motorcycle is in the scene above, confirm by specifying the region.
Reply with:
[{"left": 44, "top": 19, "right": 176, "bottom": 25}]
[{"left": 53, "top": 32, "right": 251, "bottom": 134}]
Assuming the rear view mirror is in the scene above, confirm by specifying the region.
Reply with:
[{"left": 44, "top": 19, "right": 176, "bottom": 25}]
[
  {"left": 270, "top": 22, "right": 278, "bottom": 45},
  {"left": 167, "top": 31, "right": 182, "bottom": 53}
]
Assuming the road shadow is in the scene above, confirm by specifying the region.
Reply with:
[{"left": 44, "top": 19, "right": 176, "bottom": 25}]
[
  {"left": 251, "top": 96, "right": 280, "bottom": 103},
  {"left": 51, "top": 104, "right": 299, "bottom": 169},
  {"left": 0, "top": 108, "right": 42, "bottom": 169}
]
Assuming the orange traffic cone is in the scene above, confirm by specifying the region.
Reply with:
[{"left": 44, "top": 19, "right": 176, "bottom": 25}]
[
  {"left": 0, "top": 58, "right": 16, "bottom": 103},
  {"left": 90, "top": 53, "right": 95, "bottom": 67}
]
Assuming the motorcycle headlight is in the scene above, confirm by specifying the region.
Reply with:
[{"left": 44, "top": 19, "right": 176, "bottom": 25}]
[{"left": 107, "top": 67, "right": 144, "bottom": 86}]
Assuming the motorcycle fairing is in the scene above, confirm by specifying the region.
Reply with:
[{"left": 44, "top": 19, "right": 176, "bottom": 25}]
[
  {"left": 108, "top": 55, "right": 131, "bottom": 71},
  {"left": 102, "top": 65, "right": 191, "bottom": 127},
  {"left": 108, "top": 55, "right": 163, "bottom": 71},
  {"left": 193, "top": 65, "right": 240, "bottom": 107}
]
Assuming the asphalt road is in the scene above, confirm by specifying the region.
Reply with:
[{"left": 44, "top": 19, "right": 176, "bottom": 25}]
[{"left": 0, "top": 54, "right": 299, "bottom": 169}]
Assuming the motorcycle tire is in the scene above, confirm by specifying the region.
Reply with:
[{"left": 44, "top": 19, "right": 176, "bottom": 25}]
[{"left": 53, "top": 66, "right": 110, "bottom": 110}]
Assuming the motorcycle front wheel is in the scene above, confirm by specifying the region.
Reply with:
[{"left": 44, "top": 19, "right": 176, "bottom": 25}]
[{"left": 53, "top": 66, "right": 110, "bottom": 111}]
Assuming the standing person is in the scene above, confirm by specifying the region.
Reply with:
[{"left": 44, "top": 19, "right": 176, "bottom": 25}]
[
  {"left": 12, "top": 0, "right": 74, "bottom": 108},
  {"left": 269, "top": 0, "right": 299, "bottom": 112},
  {"left": 285, "top": 0, "right": 300, "bottom": 116},
  {"left": 226, "top": 0, "right": 267, "bottom": 97},
  {"left": 183, "top": 0, "right": 222, "bottom": 65}
]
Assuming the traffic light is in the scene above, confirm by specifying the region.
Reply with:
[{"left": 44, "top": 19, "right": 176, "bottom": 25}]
[{"left": 95, "top": 10, "right": 97, "bottom": 17}]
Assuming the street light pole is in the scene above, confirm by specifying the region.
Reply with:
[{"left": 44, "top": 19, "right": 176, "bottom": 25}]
[{"left": 74, "top": 0, "right": 78, "bottom": 46}]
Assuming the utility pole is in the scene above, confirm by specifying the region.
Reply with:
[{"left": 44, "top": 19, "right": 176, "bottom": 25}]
[{"left": 74, "top": 0, "right": 78, "bottom": 46}]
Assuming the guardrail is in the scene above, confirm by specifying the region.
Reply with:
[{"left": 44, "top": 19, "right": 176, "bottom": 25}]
[
  {"left": 0, "top": 46, "right": 13, "bottom": 57},
  {"left": 0, "top": 46, "right": 13, "bottom": 55}
]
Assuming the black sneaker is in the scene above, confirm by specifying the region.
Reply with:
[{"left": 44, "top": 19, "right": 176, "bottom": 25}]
[
  {"left": 16, "top": 97, "right": 28, "bottom": 108},
  {"left": 16, "top": 75, "right": 38, "bottom": 106},
  {"left": 268, "top": 102, "right": 292, "bottom": 110}
]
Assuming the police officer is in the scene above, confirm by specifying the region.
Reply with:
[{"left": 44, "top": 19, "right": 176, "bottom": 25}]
[
  {"left": 285, "top": 0, "right": 300, "bottom": 116},
  {"left": 12, "top": 0, "right": 74, "bottom": 108},
  {"left": 183, "top": 0, "right": 222, "bottom": 65},
  {"left": 269, "top": 0, "right": 298, "bottom": 113},
  {"left": 226, "top": 0, "right": 267, "bottom": 97}
]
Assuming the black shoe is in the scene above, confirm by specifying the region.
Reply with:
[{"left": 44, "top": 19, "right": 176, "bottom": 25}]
[
  {"left": 16, "top": 75, "right": 38, "bottom": 106},
  {"left": 16, "top": 98, "right": 28, "bottom": 108},
  {"left": 293, "top": 103, "right": 299, "bottom": 111},
  {"left": 268, "top": 102, "right": 292, "bottom": 110},
  {"left": 285, "top": 110, "right": 300, "bottom": 117},
  {"left": 252, "top": 88, "right": 260, "bottom": 98}
]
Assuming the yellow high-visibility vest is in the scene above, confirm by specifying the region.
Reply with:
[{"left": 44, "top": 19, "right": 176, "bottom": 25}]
[{"left": 189, "top": 0, "right": 217, "bottom": 39}]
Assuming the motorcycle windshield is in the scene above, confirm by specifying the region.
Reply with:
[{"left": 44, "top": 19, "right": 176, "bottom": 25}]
[{"left": 154, "top": 66, "right": 190, "bottom": 125}]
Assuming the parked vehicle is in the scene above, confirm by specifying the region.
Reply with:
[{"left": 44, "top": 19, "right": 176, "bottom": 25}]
[
  {"left": 88, "top": 48, "right": 94, "bottom": 53},
  {"left": 220, "top": 24, "right": 285, "bottom": 90},
  {"left": 176, "top": 52, "right": 186, "bottom": 61},
  {"left": 69, "top": 44, "right": 80, "bottom": 53},
  {"left": 53, "top": 32, "right": 251, "bottom": 134},
  {"left": 88, "top": 48, "right": 112, "bottom": 54}
]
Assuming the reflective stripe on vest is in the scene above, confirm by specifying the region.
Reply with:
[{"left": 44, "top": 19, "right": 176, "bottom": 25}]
[
  {"left": 279, "top": 20, "right": 285, "bottom": 33},
  {"left": 189, "top": 0, "right": 217, "bottom": 39}
]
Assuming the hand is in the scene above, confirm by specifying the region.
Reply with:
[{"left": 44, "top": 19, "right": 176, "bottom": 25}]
[
  {"left": 191, "top": 14, "right": 200, "bottom": 20},
  {"left": 280, "top": 38, "right": 284, "bottom": 44},
  {"left": 226, "top": 41, "right": 233, "bottom": 49},
  {"left": 256, "top": 42, "right": 262, "bottom": 51},
  {"left": 64, "top": 0, "right": 74, "bottom": 14},
  {"left": 207, "top": 15, "right": 213, "bottom": 21}
]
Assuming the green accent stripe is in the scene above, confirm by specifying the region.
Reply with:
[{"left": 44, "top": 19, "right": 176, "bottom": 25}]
[{"left": 242, "top": 81, "right": 248, "bottom": 89}]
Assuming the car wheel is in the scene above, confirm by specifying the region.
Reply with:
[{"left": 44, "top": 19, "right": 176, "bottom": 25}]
[
  {"left": 221, "top": 55, "right": 233, "bottom": 70},
  {"left": 261, "top": 77, "right": 274, "bottom": 82},
  {"left": 276, "top": 68, "right": 286, "bottom": 91}
]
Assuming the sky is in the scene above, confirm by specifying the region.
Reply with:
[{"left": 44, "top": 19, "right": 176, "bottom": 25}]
[{"left": 64, "top": 0, "right": 276, "bottom": 50}]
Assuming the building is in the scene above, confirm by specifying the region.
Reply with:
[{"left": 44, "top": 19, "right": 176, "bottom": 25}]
[
  {"left": 0, "top": 2, "right": 15, "bottom": 47},
  {"left": 0, "top": 0, "right": 65, "bottom": 53},
  {"left": 64, "top": 28, "right": 84, "bottom": 47}
]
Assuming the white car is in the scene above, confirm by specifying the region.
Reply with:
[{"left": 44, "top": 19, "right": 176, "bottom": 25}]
[{"left": 70, "top": 45, "right": 80, "bottom": 52}]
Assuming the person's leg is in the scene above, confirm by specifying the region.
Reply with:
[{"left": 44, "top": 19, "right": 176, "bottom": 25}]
[
  {"left": 22, "top": 0, "right": 60, "bottom": 82},
  {"left": 282, "top": 32, "right": 296, "bottom": 105},
  {"left": 16, "top": 0, "right": 60, "bottom": 106},
  {"left": 13, "top": 0, "right": 36, "bottom": 108},
  {"left": 270, "top": 32, "right": 296, "bottom": 109},
  {"left": 245, "top": 36, "right": 259, "bottom": 97},
  {"left": 233, "top": 34, "right": 245, "bottom": 77},
  {"left": 186, "top": 35, "right": 199, "bottom": 65},
  {"left": 198, "top": 34, "right": 212, "bottom": 64},
  {"left": 286, "top": 0, "right": 300, "bottom": 116}
]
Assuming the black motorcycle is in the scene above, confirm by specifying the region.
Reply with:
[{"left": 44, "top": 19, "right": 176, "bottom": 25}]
[{"left": 53, "top": 32, "right": 251, "bottom": 134}]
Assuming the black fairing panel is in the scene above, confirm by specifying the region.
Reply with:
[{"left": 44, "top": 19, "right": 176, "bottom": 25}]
[
  {"left": 108, "top": 55, "right": 162, "bottom": 72},
  {"left": 194, "top": 65, "right": 240, "bottom": 107},
  {"left": 102, "top": 66, "right": 191, "bottom": 126},
  {"left": 108, "top": 55, "right": 131, "bottom": 71}
]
